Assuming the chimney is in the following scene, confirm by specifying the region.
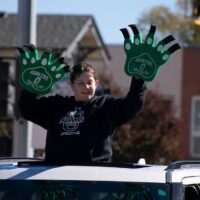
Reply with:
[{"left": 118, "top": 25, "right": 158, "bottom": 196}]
[{"left": 0, "top": 12, "right": 8, "bottom": 18}]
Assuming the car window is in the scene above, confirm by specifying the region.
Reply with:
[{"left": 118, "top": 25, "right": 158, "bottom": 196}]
[
  {"left": 185, "top": 185, "right": 200, "bottom": 200},
  {"left": 0, "top": 180, "right": 169, "bottom": 200}
]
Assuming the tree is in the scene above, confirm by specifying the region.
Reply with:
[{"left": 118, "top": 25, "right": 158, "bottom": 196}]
[
  {"left": 112, "top": 90, "right": 183, "bottom": 165},
  {"left": 0, "top": 119, "right": 13, "bottom": 156},
  {"left": 137, "top": 1, "right": 200, "bottom": 45}
]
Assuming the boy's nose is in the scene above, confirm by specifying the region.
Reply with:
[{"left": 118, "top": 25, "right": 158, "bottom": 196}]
[{"left": 84, "top": 84, "right": 89, "bottom": 89}]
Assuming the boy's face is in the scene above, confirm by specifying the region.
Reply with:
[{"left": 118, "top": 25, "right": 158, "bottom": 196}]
[{"left": 71, "top": 72, "right": 98, "bottom": 102}]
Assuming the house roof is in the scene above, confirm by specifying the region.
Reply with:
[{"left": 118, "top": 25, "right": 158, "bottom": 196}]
[{"left": 0, "top": 13, "right": 110, "bottom": 62}]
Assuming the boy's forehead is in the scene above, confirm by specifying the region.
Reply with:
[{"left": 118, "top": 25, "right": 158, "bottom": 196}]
[{"left": 76, "top": 72, "right": 94, "bottom": 80}]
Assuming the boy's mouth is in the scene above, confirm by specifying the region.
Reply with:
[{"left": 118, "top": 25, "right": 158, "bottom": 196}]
[{"left": 82, "top": 91, "right": 91, "bottom": 95}]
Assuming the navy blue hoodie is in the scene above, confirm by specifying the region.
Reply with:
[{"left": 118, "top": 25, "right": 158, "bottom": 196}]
[{"left": 18, "top": 77, "right": 146, "bottom": 163}]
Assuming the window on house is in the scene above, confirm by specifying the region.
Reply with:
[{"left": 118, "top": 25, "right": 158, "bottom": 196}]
[{"left": 191, "top": 96, "right": 200, "bottom": 157}]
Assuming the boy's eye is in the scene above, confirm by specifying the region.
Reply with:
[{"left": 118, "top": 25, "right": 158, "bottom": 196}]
[
  {"left": 77, "top": 81, "right": 94, "bottom": 85},
  {"left": 87, "top": 81, "right": 93, "bottom": 85}
]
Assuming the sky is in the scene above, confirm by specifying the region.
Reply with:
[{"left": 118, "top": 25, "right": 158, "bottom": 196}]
[{"left": 1, "top": 0, "right": 178, "bottom": 44}]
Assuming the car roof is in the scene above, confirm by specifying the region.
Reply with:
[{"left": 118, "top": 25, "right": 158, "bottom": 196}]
[
  {"left": 0, "top": 164, "right": 167, "bottom": 183},
  {"left": 0, "top": 158, "right": 167, "bottom": 183},
  {"left": 166, "top": 161, "right": 200, "bottom": 183},
  {"left": 1, "top": 158, "right": 200, "bottom": 184}
]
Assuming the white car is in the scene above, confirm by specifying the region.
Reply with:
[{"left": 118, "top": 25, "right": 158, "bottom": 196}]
[{"left": 0, "top": 158, "right": 200, "bottom": 200}]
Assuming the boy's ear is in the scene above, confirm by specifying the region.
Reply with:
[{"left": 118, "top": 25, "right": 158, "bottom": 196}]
[
  {"left": 95, "top": 80, "right": 99, "bottom": 86},
  {"left": 70, "top": 81, "right": 74, "bottom": 90}
]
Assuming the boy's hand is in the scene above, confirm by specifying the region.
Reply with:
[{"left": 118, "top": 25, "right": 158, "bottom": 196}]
[
  {"left": 120, "top": 24, "right": 181, "bottom": 81},
  {"left": 16, "top": 44, "right": 69, "bottom": 95}
]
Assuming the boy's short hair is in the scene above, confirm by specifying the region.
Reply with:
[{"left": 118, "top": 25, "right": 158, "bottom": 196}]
[{"left": 70, "top": 62, "right": 97, "bottom": 83}]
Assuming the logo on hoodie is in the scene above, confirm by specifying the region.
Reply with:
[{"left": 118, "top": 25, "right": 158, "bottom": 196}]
[{"left": 59, "top": 107, "right": 84, "bottom": 136}]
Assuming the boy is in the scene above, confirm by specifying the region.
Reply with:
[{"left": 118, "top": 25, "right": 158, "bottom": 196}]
[{"left": 18, "top": 62, "right": 146, "bottom": 163}]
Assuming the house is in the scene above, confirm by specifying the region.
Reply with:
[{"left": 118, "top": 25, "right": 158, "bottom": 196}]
[{"left": 0, "top": 12, "right": 111, "bottom": 157}]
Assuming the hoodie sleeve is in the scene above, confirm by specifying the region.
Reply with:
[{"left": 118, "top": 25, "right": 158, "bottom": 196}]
[
  {"left": 110, "top": 77, "right": 147, "bottom": 126},
  {"left": 18, "top": 90, "right": 53, "bottom": 129}
]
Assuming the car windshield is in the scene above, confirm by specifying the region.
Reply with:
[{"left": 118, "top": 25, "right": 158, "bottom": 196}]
[{"left": 0, "top": 180, "right": 168, "bottom": 200}]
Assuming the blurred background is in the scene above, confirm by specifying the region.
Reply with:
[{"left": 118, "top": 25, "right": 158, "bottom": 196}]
[{"left": 0, "top": 0, "right": 200, "bottom": 164}]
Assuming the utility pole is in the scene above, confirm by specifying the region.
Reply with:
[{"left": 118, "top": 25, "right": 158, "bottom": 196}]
[
  {"left": 13, "top": 0, "right": 37, "bottom": 157},
  {"left": 185, "top": 0, "right": 189, "bottom": 17}
]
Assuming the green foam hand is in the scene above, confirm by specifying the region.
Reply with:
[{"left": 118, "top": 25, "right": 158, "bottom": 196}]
[
  {"left": 120, "top": 24, "right": 181, "bottom": 81},
  {"left": 16, "top": 44, "right": 69, "bottom": 95}
]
